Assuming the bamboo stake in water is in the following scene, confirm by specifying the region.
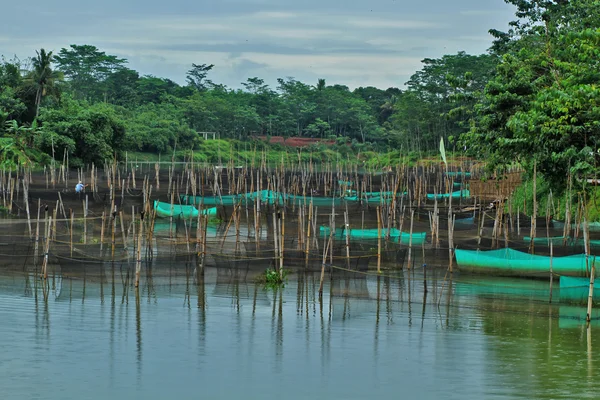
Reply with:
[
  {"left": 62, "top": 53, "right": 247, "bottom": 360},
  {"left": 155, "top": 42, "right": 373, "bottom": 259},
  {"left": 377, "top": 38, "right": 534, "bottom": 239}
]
[
  {"left": 407, "top": 209, "right": 415, "bottom": 269},
  {"left": 377, "top": 206, "right": 382, "bottom": 274},
  {"left": 135, "top": 212, "right": 144, "bottom": 288},
  {"left": 319, "top": 236, "right": 332, "bottom": 296},
  {"left": 34, "top": 199, "right": 41, "bottom": 266},
  {"left": 23, "top": 178, "right": 32, "bottom": 238},
  {"left": 41, "top": 215, "right": 51, "bottom": 280},
  {"left": 587, "top": 262, "right": 596, "bottom": 325}
]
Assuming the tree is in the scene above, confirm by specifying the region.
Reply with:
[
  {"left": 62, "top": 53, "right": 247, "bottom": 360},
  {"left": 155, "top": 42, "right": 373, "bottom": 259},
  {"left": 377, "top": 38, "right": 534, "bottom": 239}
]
[
  {"left": 54, "top": 44, "right": 127, "bottom": 101},
  {"left": 28, "top": 49, "right": 62, "bottom": 117},
  {"left": 462, "top": 0, "right": 600, "bottom": 189},
  {"left": 38, "top": 96, "right": 125, "bottom": 165},
  {"left": 186, "top": 63, "right": 214, "bottom": 92}
]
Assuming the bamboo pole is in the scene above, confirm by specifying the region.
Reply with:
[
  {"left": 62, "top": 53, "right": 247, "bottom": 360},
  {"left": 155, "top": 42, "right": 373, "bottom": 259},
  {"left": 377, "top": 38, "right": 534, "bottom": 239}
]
[
  {"left": 135, "top": 212, "right": 144, "bottom": 288},
  {"left": 587, "top": 262, "right": 596, "bottom": 325},
  {"left": 377, "top": 206, "right": 382, "bottom": 274}
]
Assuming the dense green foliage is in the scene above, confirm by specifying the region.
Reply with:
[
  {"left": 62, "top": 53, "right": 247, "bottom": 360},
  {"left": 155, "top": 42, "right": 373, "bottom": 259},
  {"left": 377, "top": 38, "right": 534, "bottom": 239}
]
[
  {"left": 461, "top": 0, "right": 600, "bottom": 191},
  {"left": 1, "top": 0, "right": 598, "bottom": 189},
  {"left": 0, "top": 41, "right": 494, "bottom": 167}
]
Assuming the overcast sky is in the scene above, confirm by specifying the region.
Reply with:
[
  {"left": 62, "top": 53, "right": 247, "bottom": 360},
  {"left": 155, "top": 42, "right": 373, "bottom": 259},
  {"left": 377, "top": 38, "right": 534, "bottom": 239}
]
[{"left": 0, "top": 0, "right": 516, "bottom": 90}]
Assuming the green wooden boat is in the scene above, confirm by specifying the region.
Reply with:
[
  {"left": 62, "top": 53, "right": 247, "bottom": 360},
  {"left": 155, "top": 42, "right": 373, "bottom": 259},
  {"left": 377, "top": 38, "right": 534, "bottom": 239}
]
[
  {"left": 445, "top": 171, "right": 471, "bottom": 178},
  {"left": 153, "top": 200, "right": 217, "bottom": 219},
  {"left": 287, "top": 194, "right": 344, "bottom": 207},
  {"left": 319, "top": 226, "right": 427, "bottom": 245},
  {"left": 344, "top": 191, "right": 407, "bottom": 205},
  {"left": 552, "top": 219, "right": 600, "bottom": 233},
  {"left": 180, "top": 193, "right": 249, "bottom": 206},
  {"left": 522, "top": 236, "right": 600, "bottom": 248},
  {"left": 455, "top": 248, "right": 597, "bottom": 278},
  {"left": 426, "top": 189, "right": 470, "bottom": 200}
]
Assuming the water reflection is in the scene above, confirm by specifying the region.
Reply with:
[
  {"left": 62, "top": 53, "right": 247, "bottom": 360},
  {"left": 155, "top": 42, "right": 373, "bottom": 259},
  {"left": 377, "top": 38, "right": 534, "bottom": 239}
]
[{"left": 0, "top": 267, "right": 598, "bottom": 399}]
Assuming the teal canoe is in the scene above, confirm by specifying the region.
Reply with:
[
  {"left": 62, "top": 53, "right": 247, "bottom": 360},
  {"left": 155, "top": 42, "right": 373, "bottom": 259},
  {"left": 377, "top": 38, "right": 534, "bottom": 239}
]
[
  {"left": 552, "top": 220, "right": 600, "bottom": 233},
  {"left": 523, "top": 236, "right": 600, "bottom": 249},
  {"left": 319, "top": 226, "right": 426, "bottom": 245},
  {"left": 344, "top": 191, "right": 407, "bottom": 205},
  {"left": 153, "top": 200, "right": 217, "bottom": 219},
  {"left": 455, "top": 248, "right": 597, "bottom": 278},
  {"left": 426, "top": 189, "right": 470, "bottom": 200},
  {"left": 180, "top": 193, "right": 250, "bottom": 206},
  {"left": 445, "top": 171, "right": 471, "bottom": 178}
]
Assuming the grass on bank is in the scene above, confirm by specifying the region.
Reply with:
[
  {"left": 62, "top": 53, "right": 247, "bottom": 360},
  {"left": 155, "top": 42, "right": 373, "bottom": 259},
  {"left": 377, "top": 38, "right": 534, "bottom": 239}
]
[{"left": 508, "top": 176, "right": 600, "bottom": 222}]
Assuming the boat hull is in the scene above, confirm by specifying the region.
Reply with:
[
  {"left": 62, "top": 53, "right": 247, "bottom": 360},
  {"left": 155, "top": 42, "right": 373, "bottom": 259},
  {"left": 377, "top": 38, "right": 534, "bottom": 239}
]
[{"left": 455, "top": 248, "right": 598, "bottom": 278}]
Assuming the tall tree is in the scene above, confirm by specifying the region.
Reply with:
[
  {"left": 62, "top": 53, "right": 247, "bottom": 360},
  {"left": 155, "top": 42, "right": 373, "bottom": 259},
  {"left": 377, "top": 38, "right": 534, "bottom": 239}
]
[
  {"left": 186, "top": 63, "right": 214, "bottom": 92},
  {"left": 462, "top": 0, "right": 600, "bottom": 188},
  {"left": 29, "top": 49, "right": 61, "bottom": 117},
  {"left": 54, "top": 44, "right": 127, "bottom": 101}
]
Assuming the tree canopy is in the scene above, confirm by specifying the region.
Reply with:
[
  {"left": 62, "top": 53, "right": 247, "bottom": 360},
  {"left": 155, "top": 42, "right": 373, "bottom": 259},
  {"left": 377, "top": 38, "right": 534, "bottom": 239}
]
[{"left": 1, "top": 0, "right": 598, "bottom": 189}]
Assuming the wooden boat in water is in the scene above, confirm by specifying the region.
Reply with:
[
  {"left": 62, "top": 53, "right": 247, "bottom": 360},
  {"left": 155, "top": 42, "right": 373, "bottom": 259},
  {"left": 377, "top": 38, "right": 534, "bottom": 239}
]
[
  {"left": 319, "top": 226, "right": 427, "bottom": 245},
  {"left": 455, "top": 248, "right": 598, "bottom": 278},
  {"left": 426, "top": 189, "right": 470, "bottom": 200},
  {"left": 153, "top": 200, "right": 217, "bottom": 219},
  {"left": 522, "top": 236, "right": 600, "bottom": 249},
  {"left": 552, "top": 219, "right": 600, "bottom": 233}
]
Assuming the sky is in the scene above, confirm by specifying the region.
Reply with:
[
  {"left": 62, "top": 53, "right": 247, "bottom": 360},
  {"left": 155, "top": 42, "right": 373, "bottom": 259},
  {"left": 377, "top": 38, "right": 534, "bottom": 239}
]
[{"left": 0, "top": 0, "right": 516, "bottom": 90}]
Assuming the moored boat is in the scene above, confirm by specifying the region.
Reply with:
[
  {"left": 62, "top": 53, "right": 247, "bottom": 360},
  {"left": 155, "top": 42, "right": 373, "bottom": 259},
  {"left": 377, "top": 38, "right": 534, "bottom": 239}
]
[
  {"left": 153, "top": 200, "right": 217, "bottom": 219},
  {"left": 455, "top": 248, "right": 598, "bottom": 278}
]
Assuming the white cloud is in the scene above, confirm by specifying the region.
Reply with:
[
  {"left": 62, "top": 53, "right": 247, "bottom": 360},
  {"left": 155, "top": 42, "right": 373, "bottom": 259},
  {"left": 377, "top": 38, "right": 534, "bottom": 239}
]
[{"left": 0, "top": 1, "right": 516, "bottom": 89}]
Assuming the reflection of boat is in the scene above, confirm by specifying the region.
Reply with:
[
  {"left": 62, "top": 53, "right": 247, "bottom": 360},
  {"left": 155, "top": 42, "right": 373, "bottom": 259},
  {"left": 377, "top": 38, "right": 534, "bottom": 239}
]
[
  {"left": 558, "top": 305, "right": 600, "bottom": 328},
  {"left": 454, "top": 275, "right": 599, "bottom": 305},
  {"left": 559, "top": 276, "right": 600, "bottom": 304},
  {"left": 455, "top": 248, "right": 597, "bottom": 278}
]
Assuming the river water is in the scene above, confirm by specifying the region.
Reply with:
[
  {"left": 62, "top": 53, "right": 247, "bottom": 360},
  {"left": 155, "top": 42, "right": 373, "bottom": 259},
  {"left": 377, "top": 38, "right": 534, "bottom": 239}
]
[{"left": 0, "top": 266, "right": 598, "bottom": 400}]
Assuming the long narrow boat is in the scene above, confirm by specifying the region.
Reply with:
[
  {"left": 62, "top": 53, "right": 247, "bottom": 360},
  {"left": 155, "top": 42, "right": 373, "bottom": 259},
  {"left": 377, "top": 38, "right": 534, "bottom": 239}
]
[
  {"left": 153, "top": 200, "right": 217, "bottom": 219},
  {"left": 552, "top": 219, "right": 600, "bottom": 233},
  {"left": 445, "top": 171, "right": 471, "bottom": 178},
  {"left": 319, "top": 226, "right": 427, "bottom": 245},
  {"left": 426, "top": 189, "right": 470, "bottom": 200},
  {"left": 180, "top": 193, "right": 249, "bottom": 206},
  {"left": 522, "top": 236, "right": 600, "bottom": 249},
  {"left": 455, "top": 248, "right": 598, "bottom": 278}
]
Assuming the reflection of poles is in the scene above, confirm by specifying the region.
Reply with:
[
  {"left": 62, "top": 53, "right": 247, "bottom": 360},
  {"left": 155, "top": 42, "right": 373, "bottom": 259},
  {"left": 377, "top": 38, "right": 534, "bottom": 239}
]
[
  {"left": 587, "top": 324, "right": 593, "bottom": 379},
  {"left": 549, "top": 242, "right": 554, "bottom": 303},
  {"left": 319, "top": 235, "right": 332, "bottom": 296},
  {"left": 135, "top": 286, "right": 142, "bottom": 379}
]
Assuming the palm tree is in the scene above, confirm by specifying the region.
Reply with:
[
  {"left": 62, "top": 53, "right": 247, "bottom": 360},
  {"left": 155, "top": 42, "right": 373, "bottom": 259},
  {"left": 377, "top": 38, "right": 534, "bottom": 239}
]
[
  {"left": 30, "top": 49, "right": 61, "bottom": 117},
  {"left": 316, "top": 78, "right": 326, "bottom": 91}
]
